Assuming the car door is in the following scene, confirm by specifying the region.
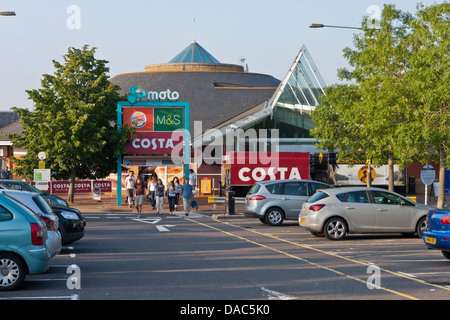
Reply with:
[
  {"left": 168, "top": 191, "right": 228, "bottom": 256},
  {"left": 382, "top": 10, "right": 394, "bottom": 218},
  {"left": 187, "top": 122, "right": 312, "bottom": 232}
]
[
  {"left": 336, "top": 190, "right": 378, "bottom": 232},
  {"left": 370, "top": 190, "right": 413, "bottom": 232},
  {"left": 281, "top": 181, "right": 309, "bottom": 219}
]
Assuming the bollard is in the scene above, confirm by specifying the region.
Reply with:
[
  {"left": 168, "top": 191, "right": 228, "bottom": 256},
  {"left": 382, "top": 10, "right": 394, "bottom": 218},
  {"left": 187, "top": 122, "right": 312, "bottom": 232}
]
[{"left": 225, "top": 191, "right": 235, "bottom": 215}]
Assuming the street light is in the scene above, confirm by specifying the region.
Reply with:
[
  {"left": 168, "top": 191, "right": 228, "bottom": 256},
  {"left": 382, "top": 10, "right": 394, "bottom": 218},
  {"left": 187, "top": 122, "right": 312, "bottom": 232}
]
[
  {"left": 309, "top": 23, "right": 362, "bottom": 30},
  {"left": 0, "top": 11, "right": 16, "bottom": 16}
]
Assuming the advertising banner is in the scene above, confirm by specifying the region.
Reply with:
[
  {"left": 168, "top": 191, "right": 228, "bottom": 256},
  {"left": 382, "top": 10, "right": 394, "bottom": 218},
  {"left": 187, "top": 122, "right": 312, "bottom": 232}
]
[
  {"left": 49, "top": 180, "right": 112, "bottom": 194},
  {"left": 226, "top": 152, "right": 310, "bottom": 185},
  {"left": 123, "top": 131, "right": 184, "bottom": 155}
]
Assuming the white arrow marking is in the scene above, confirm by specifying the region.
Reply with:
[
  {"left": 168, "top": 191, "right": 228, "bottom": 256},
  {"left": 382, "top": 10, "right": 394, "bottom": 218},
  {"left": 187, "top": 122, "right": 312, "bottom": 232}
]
[
  {"left": 132, "top": 218, "right": 161, "bottom": 224},
  {"left": 156, "top": 225, "right": 176, "bottom": 232}
]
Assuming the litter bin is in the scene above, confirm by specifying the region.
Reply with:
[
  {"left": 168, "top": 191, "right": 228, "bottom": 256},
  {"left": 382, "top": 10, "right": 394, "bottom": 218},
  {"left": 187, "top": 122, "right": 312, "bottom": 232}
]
[
  {"left": 225, "top": 191, "right": 235, "bottom": 215},
  {"left": 92, "top": 186, "right": 101, "bottom": 201},
  {"left": 408, "top": 176, "right": 416, "bottom": 194}
]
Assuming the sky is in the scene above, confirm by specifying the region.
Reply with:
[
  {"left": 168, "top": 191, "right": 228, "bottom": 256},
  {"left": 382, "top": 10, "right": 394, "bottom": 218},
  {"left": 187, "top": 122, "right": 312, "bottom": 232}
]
[{"left": 0, "top": 0, "right": 445, "bottom": 112}]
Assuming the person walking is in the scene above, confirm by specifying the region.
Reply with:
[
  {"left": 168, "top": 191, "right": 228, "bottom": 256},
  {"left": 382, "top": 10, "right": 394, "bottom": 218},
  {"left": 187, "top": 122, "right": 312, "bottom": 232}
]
[
  {"left": 189, "top": 169, "right": 197, "bottom": 190},
  {"left": 167, "top": 181, "right": 177, "bottom": 215},
  {"left": 155, "top": 179, "right": 165, "bottom": 214},
  {"left": 173, "top": 176, "right": 180, "bottom": 211},
  {"left": 134, "top": 176, "right": 145, "bottom": 217},
  {"left": 125, "top": 171, "right": 136, "bottom": 208},
  {"left": 147, "top": 176, "right": 156, "bottom": 210},
  {"left": 180, "top": 178, "right": 194, "bottom": 216}
]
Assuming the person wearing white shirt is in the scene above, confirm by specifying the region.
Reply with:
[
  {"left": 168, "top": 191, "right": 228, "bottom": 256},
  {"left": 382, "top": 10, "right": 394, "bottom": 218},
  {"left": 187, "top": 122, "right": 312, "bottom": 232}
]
[{"left": 125, "top": 171, "right": 136, "bottom": 208}]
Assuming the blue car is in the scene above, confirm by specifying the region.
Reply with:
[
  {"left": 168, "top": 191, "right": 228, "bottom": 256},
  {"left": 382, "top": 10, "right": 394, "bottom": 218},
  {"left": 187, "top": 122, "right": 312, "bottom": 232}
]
[
  {"left": 0, "top": 191, "right": 50, "bottom": 290},
  {"left": 423, "top": 206, "right": 450, "bottom": 260}
]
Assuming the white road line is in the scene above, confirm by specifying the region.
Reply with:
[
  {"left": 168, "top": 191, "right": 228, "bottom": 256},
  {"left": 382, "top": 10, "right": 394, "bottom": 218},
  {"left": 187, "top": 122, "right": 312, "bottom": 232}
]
[
  {"left": 156, "top": 225, "right": 176, "bottom": 232},
  {"left": 0, "top": 294, "right": 78, "bottom": 300},
  {"left": 261, "top": 287, "right": 295, "bottom": 300}
]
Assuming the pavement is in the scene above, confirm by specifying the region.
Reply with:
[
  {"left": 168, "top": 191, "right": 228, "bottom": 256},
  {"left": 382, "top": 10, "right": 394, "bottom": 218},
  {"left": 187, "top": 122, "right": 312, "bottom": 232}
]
[{"left": 67, "top": 191, "right": 445, "bottom": 215}]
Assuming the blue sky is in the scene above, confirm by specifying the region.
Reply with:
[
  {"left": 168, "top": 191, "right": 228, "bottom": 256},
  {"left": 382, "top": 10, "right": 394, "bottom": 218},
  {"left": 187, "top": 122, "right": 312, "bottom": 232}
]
[{"left": 0, "top": 0, "right": 445, "bottom": 112}]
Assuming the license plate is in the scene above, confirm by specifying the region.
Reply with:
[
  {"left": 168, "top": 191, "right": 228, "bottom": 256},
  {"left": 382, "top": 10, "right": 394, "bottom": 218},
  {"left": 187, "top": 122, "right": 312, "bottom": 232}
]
[
  {"left": 425, "top": 237, "right": 436, "bottom": 244},
  {"left": 300, "top": 218, "right": 306, "bottom": 224},
  {"left": 245, "top": 199, "right": 248, "bottom": 204}
]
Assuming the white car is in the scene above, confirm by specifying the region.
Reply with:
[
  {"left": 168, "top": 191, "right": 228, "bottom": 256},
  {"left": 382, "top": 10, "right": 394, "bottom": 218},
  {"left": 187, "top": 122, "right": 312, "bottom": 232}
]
[{"left": 1, "top": 190, "right": 62, "bottom": 257}]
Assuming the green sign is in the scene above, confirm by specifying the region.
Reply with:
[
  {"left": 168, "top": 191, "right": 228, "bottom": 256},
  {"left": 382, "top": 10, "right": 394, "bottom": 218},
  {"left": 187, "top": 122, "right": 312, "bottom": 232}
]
[{"left": 153, "top": 108, "right": 183, "bottom": 131}]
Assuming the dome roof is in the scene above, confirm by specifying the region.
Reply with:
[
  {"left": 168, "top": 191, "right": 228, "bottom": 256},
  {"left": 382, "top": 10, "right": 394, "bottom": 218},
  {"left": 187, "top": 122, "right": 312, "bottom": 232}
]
[{"left": 169, "top": 41, "right": 220, "bottom": 64}]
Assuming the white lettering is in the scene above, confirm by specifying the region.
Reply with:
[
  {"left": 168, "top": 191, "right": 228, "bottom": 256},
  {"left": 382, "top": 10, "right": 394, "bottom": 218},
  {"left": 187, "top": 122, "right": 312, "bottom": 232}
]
[
  {"left": 147, "top": 89, "right": 180, "bottom": 101},
  {"left": 238, "top": 168, "right": 251, "bottom": 182},
  {"left": 236, "top": 167, "right": 302, "bottom": 182}
]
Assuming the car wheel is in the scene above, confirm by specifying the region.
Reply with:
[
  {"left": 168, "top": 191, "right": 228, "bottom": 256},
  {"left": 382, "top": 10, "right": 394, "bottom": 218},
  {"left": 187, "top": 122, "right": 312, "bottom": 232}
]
[
  {"left": 324, "top": 217, "right": 347, "bottom": 240},
  {"left": 416, "top": 216, "right": 427, "bottom": 238},
  {"left": 0, "top": 253, "right": 26, "bottom": 291},
  {"left": 265, "top": 208, "right": 284, "bottom": 226},
  {"left": 442, "top": 251, "right": 450, "bottom": 260}
]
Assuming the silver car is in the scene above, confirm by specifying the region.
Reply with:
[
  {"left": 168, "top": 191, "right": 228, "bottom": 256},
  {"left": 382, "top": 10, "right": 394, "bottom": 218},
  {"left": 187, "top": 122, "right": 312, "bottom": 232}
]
[
  {"left": 244, "top": 179, "right": 332, "bottom": 226},
  {"left": 1, "top": 190, "right": 61, "bottom": 257},
  {"left": 299, "top": 187, "right": 433, "bottom": 240}
]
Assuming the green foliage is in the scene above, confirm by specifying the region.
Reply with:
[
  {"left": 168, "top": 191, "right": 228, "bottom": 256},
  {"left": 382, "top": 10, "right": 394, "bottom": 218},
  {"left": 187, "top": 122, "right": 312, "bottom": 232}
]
[{"left": 4, "top": 45, "right": 134, "bottom": 200}]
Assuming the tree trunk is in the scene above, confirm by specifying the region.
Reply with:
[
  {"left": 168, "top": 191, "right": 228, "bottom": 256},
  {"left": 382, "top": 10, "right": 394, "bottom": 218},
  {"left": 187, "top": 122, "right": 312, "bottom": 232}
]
[
  {"left": 67, "top": 169, "right": 76, "bottom": 203},
  {"left": 437, "top": 149, "right": 446, "bottom": 209},
  {"left": 388, "top": 155, "right": 394, "bottom": 192}
]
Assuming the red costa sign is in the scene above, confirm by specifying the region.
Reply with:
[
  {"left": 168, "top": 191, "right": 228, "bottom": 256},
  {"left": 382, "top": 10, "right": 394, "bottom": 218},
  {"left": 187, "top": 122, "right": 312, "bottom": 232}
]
[
  {"left": 226, "top": 152, "right": 310, "bottom": 185},
  {"left": 49, "top": 180, "right": 112, "bottom": 194},
  {"left": 124, "top": 131, "right": 183, "bottom": 155}
]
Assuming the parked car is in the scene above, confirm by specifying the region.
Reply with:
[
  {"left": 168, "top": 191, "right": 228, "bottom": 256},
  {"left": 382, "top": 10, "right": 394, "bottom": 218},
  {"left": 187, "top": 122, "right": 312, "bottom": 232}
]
[
  {"left": 0, "top": 180, "right": 68, "bottom": 207},
  {"left": 423, "top": 206, "right": 450, "bottom": 260},
  {"left": 50, "top": 205, "right": 86, "bottom": 244},
  {"left": 244, "top": 179, "right": 333, "bottom": 226},
  {"left": 1, "top": 189, "right": 61, "bottom": 257},
  {"left": 0, "top": 191, "right": 50, "bottom": 291},
  {"left": 299, "top": 187, "right": 433, "bottom": 240}
]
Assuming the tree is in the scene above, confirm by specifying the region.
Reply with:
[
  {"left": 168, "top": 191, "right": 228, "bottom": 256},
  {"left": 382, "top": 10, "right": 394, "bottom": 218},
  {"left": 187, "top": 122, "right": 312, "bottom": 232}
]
[
  {"left": 398, "top": 2, "right": 450, "bottom": 208},
  {"left": 5, "top": 45, "right": 133, "bottom": 203},
  {"left": 312, "top": 4, "right": 413, "bottom": 190}
]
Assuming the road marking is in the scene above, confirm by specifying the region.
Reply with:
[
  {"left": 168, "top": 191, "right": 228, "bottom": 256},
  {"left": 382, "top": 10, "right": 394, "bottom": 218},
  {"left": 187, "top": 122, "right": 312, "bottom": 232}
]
[
  {"left": 187, "top": 218, "right": 447, "bottom": 300},
  {"left": 157, "top": 225, "right": 176, "bottom": 232},
  {"left": 261, "top": 287, "right": 296, "bottom": 300},
  {"left": 0, "top": 295, "right": 79, "bottom": 300},
  {"left": 131, "top": 218, "right": 162, "bottom": 224}
]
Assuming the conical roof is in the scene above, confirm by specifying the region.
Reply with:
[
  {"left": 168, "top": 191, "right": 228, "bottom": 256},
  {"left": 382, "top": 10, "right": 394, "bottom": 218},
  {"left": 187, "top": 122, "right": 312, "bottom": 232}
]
[{"left": 169, "top": 41, "right": 220, "bottom": 64}]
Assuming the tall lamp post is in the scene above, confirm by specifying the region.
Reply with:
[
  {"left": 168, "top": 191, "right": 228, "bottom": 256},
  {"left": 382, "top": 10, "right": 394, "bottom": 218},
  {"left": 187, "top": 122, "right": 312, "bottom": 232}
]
[
  {"left": 0, "top": 11, "right": 16, "bottom": 16},
  {"left": 309, "top": 23, "right": 362, "bottom": 30}
]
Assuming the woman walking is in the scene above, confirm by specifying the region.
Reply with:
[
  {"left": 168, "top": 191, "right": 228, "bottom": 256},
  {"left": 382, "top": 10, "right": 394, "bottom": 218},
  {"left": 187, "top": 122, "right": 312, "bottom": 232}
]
[
  {"left": 155, "top": 179, "right": 165, "bottom": 214},
  {"left": 173, "top": 176, "right": 180, "bottom": 211},
  {"left": 167, "top": 181, "right": 177, "bottom": 215},
  {"left": 147, "top": 176, "right": 156, "bottom": 210}
]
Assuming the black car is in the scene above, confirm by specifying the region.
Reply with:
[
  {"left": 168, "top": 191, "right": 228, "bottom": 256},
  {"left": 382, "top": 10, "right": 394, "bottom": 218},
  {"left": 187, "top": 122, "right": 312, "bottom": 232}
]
[
  {"left": 0, "top": 180, "right": 69, "bottom": 207},
  {"left": 50, "top": 205, "right": 86, "bottom": 245}
]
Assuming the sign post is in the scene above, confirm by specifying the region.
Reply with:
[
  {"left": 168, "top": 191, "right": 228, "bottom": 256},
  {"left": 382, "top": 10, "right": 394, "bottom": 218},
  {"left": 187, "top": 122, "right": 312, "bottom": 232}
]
[{"left": 420, "top": 164, "right": 435, "bottom": 205}]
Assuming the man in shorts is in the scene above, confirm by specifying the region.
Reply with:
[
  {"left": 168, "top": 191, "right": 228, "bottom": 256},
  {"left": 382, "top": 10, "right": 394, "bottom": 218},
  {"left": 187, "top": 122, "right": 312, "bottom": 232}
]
[
  {"left": 125, "top": 171, "right": 136, "bottom": 208},
  {"left": 180, "top": 178, "right": 194, "bottom": 216},
  {"left": 134, "top": 175, "right": 145, "bottom": 217}
]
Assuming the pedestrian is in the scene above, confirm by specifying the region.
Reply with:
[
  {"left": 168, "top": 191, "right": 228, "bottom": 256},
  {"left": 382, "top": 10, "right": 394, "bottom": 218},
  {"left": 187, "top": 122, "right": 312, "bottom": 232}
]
[
  {"left": 147, "top": 176, "right": 156, "bottom": 209},
  {"left": 167, "top": 181, "right": 177, "bottom": 215},
  {"left": 173, "top": 176, "right": 180, "bottom": 211},
  {"left": 125, "top": 171, "right": 136, "bottom": 208},
  {"left": 189, "top": 169, "right": 197, "bottom": 190},
  {"left": 180, "top": 178, "right": 193, "bottom": 216},
  {"left": 134, "top": 176, "right": 145, "bottom": 217},
  {"left": 1, "top": 166, "right": 11, "bottom": 179},
  {"left": 155, "top": 179, "right": 165, "bottom": 214}
]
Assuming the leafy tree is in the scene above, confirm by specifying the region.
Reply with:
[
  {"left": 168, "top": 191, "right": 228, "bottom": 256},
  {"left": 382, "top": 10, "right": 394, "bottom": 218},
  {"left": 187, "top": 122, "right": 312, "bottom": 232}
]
[
  {"left": 398, "top": 2, "right": 450, "bottom": 208},
  {"left": 5, "top": 45, "right": 133, "bottom": 203},
  {"left": 312, "top": 4, "right": 413, "bottom": 190}
]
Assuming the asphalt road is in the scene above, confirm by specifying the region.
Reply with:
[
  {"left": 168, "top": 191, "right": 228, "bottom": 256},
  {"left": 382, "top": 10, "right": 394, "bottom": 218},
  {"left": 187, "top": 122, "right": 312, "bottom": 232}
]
[{"left": 2, "top": 211, "right": 450, "bottom": 305}]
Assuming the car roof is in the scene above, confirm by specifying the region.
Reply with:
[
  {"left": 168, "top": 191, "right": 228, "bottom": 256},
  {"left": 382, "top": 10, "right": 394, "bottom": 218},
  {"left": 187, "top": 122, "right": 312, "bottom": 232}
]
[{"left": 320, "top": 186, "right": 395, "bottom": 194}]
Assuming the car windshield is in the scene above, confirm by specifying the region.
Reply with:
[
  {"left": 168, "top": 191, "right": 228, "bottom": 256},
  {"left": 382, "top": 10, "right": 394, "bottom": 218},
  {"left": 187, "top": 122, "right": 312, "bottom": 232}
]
[
  {"left": 248, "top": 184, "right": 261, "bottom": 195},
  {"left": 3, "top": 193, "right": 42, "bottom": 221},
  {"left": 306, "top": 191, "right": 329, "bottom": 203},
  {"left": 32, "top": 195, "right": 54, "bottom": 215}
]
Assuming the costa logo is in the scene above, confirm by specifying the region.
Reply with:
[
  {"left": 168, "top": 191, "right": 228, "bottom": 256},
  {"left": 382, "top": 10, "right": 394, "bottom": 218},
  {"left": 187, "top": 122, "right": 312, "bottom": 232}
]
[
  {"left": 130, "top": 111, "right": 147, "bottom": 128},
  {"left": 238, "top": 167, "right": 302, "bottom": 182}
]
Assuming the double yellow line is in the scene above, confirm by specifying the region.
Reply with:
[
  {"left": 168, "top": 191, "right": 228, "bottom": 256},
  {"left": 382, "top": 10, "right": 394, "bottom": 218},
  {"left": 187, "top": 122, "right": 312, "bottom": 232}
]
[{"left": 188, "top": 218, "right": 450, "bottom": 300}]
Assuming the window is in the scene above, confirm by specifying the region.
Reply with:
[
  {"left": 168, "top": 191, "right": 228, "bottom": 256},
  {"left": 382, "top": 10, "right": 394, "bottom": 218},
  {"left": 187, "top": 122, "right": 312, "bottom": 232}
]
[
  {"left": 0, "top": 205, "right": 13, "bottom": 221},
  {"left": 337, "top": 191, "right": 370, "bottom": 203},
  {"left": 248, "top": 184, "right": 261, "bottom": 195},
  {"left": 283, "top": 182, "right": 308, "bottom": 196},
  {"left": 371, "top": 191, "right": 402, "bottom": 205},
  {"left": 306, "top": 191, "right": 329, "bottom": 203},
  {"left": 310, "top": 182, "right": 331, "bottom": 194},
  {"left": 265, "top": 183, "right": 284, "bottom": 194}
]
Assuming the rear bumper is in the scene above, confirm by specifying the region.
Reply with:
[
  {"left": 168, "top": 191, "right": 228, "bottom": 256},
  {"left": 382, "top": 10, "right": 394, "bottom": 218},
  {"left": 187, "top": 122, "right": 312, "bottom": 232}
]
[{"left": 423, "top": 230, "right": 450, "bottom": 251}]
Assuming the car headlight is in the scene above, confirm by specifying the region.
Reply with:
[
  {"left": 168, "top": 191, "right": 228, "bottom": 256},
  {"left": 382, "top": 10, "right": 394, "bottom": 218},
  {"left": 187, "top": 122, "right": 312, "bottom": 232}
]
[
  {"left": 55, "top": 198, "right": 68, "bottom": 206},
  {"left": 60, "top": 211, "right": 79, "bottom": 220}
]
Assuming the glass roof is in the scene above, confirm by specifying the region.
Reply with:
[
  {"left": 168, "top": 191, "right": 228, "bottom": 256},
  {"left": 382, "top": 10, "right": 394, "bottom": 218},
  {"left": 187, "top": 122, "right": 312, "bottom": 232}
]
[
  {"left": 269, "top": 44, "right": 326, "bottom": 114},
  {"left": 169, "top": 41, "right": 220, "bottom": 64}
]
